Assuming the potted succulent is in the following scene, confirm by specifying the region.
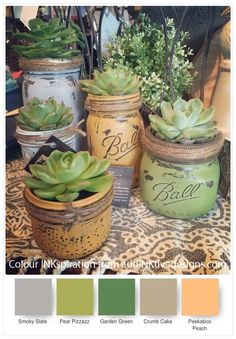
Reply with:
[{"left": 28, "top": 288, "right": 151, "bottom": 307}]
[
  {"left": 139, "top": 98, "right": 224, "bottom": 219},
  {"left": 12, "top": 17, "right": 85, "bottom": 126},
  {"left": 15, "top": 97, "right": 79, "bottom": 163},
  {"left": 81, "top": 67, "right": 143, "bottom": 187},
  {"left": 23, "top": 150, "right": 114, "bottom": 259}
]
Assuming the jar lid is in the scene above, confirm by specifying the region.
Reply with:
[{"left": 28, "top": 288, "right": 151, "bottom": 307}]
[
  {"left": 19, "top": 56, "right": 83, "bottom": 72},
  {"left": 86, "top": 92, "right": 142, "bottom": 113}
]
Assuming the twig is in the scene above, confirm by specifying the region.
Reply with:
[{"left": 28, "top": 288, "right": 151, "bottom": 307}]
[
  {"left": 168, "top": 7, "right": 188, "bottom": 102},
  {"left": 98, "top": 6, "right": 106, "bottom": 71},
  {"left": 66, "top": 6, "right": 71, "bottom": 28},
  {"left": 76, "top": 6, "right": 92, "bottom": 79}
]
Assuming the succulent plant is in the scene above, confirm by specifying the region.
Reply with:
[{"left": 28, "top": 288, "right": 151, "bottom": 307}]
[
  {"left": 149, "top": 98, "right": 218, "bottom": 143},
  {"left": 80, "top": 68, "right": 140, "bottom": 96},
  {"left": 12, "top": 17, "right": 85, "bottom": 59},
  {"left": 17, "top": 97, "right": 73, "bottom": 131},
  {"left": 23, "top": 150, "right": 113, "bottom": 202}
]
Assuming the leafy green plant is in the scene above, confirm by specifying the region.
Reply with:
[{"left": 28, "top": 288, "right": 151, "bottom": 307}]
[
  {"left": 149, "top": 98, "right": 217, "bottom": 143},
  {"left": 23, "top": 150, "right": 113, "bottom": 202},
  {"left": 13, "top": 17, "right": 85, "bottom": 58},
  {"left": 17, "top": 97, "right": 73, "bottom": 131},
  {"left": 104, "top": 14, "right": 195, "bottom": 110},
  {"left": 80, "top": 68, "right": 140, "bottom": 96}
]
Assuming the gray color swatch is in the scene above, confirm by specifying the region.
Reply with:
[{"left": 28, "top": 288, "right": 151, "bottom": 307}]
[
  {"left": 140, "top": 279, "right": 177, "bottom": 315},
  {"left": 15, "top": 279, "right": 52, "bottom": 315}
]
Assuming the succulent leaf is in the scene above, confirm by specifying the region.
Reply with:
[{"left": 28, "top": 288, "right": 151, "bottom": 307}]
[
  {"left": 23, "top": 176, "right": 49, "bottom": 189},
  {"left": 24, "top": 150, "right": 113, "bottom": 202},
  {"left": 56, "top": 192, "right": 79, "bottom": 202},
  {"left": 78, "top": 158, "right": 110, "bottom": 179},
  {"left": 194, "top": 107, "right": 215, "bottom": 126},
  {"left": 84, "top": 174, "right": 114, "bottom": 192},
  {"left": 34, "top": 184, "right": 66, "bottom": 200},
  {"left": 150, "top": 98, "right": 217, "bottom": 143},
  {"left": 160, "top": 101, "right": 175, "bottom": 124}
]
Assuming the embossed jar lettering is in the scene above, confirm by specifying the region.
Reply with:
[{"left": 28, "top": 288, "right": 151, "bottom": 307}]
[
  {"left": 102, "top": 130, "right": 139, "bottom": 160},
  {"left": 86, "top": 93, "right": 143, "bottom": 187},
  {"left": 153, "top": 182, "right": 202, "bottom": 204}
]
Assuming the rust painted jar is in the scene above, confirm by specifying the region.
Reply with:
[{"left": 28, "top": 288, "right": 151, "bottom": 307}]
[
  {"left": 140, "top": 127, "right": 224, "bottom": 219},
  {"left": 86, "top": 93, "right": 143, "bottom": 187},
  {"left": 24, "top": 186, "right": 113, "bottom": 259}
]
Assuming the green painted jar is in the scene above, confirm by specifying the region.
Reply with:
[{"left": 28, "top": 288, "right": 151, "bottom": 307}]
[{"left": 140, "top": 127, "right": 224, "bottom": 219}]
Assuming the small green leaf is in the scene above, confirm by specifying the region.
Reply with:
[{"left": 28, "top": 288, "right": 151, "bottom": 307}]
[
  {"left": 55, "top": 192, "right": 79, "bottom": 202},
  {"left": 173, "top": 98, "right": 188, "bottom": 112},
  {"left": 195, "top": 107, "right": 215, "bottom": 126},
  {"left": 84, "top": 174, "right": 114, "bottom": 192},
  {"left": 34, "top": 184, "right": 66, "bottom": 200},
  {"left": 78, "top": 159, "right": 110, "bottom": 179},
  {"left": 23, "top": 176, "right": 49, "bottom": 189},
  {"left": 161, "top": 101, "right": 174, "bottom": 123},
  {"left": 171, "top": 109, "right": 189, "bottom": 130}
]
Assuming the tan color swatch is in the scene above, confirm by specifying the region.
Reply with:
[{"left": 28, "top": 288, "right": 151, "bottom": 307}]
[
  {"left": 182, "top": 279, "right": 219, "bottom": 316},
  {"left": 140, "top": 279, "right": 177, "bottom": 315}
]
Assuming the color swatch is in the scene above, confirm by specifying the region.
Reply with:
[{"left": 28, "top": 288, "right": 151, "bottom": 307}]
[
  {"left": 15, "top": 279, "right": 52, "bottom": 315},
  {"left": 14, "top": 278, "right": 220, "bottom": 318},
  {"left": 140, "top": 279, "right": 177, "bottom": 315},
  {"left": 182, "top": 279, "right": 219, "bottom": 316},
  {"left": 57, "top": 279, "right": 93, "bottom": 315},
  {"left": 98, "top": 279, "right": 135, "bottom": 315}
]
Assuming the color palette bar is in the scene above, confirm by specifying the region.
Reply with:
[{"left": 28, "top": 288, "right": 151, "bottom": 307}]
[{"left": 14, "top": 278, "right": 219, "bottom": 317}]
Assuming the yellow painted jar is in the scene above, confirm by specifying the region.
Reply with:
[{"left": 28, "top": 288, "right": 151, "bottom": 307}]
[
  {"left": 24, "top": 186, "right": 113, "bottom": 260},
  {"left": 86, "top": 92, "right": 143, "bottom": 187}
]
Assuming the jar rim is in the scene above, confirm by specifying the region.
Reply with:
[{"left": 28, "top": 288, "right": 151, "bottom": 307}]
[{"left": 142, "top": 126, "right": 224, "bottom": 164}]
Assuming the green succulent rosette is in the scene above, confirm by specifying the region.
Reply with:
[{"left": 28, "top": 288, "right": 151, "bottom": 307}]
[
  {"left": 149, "top": 98, "right": 218, "bottom": 144},
  {"left": 12, "top": 17, "right": 85, "bottom": 59},
  {"left": 23, "top": 150, "right": 114, "bottom": 202},
  {"left": 80, "top": 68, "right": 140, "bottom": 96},
  {"left": 17, "top": 97, "right": 73, "bottom": 131}
]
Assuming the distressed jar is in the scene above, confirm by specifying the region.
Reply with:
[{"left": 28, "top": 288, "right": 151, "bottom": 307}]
[
  {"left": 140, "top": 127, "right": 224, "bottom": 219},
  {"left": 86, "top": 92, "right": 143, "bottom": 187},
  {"left": 16, "top": 123, "right": 77, "bottom": 164},
  {"left": 24, "top": 186, "right": 113, "bottom": 260},
  {"left": 19, "top": 56, "right": 85, "bottom": 149}
]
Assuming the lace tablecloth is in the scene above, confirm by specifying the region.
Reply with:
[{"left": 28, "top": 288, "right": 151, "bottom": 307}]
[{"left": 6, "top": 159, "right": 230, "bottom": 275}]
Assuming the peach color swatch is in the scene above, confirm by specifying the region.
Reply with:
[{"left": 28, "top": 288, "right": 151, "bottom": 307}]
[{"left": 182, "top": 279, "right": 219, "bottom": 316}]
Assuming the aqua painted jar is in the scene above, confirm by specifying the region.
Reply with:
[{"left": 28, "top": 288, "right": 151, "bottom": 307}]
[{"left": 140, "top": 127, "right": 224, "bottom": 219}]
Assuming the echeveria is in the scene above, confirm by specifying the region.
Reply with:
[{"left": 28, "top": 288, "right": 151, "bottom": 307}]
[
  {"left": 23, "top": 150, "right": 113, "bottom": 202},
  {"left": 17, "top": 97, "right": 73, "bottom": 131},
  {"left": 149, "top": 98, "right": 218, "bottom": 144}
]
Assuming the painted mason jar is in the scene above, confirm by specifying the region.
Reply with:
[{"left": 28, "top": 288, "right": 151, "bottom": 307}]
[
  {"left": 24, "top": 186, "right": 114, "bottom": 260},
  {"left": 140, "top": 127, "right": 224, "bottom": 219},
  {"left": 16, "top": 123, "right": 77, "bottom": 164},
  {"left": 19, "top": 56, "right": 85, "bottom": 150},
  {"left": 86, "top": 92, "right": 144, "bottom": 187}
]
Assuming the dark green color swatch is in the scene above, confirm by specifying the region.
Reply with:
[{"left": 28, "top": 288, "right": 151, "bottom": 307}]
[
  {"left": 57, "top": 279, "right": 93, "bottom": 315},
  {"left": 99, "top": 279, "right": 135, "bottom": 315}
]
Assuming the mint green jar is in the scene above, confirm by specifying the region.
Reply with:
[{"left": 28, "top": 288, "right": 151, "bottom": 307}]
[{"left": 140, "top": 127, "right": 224, "bottom": 219}]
